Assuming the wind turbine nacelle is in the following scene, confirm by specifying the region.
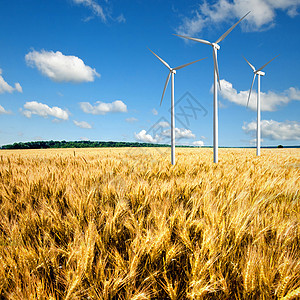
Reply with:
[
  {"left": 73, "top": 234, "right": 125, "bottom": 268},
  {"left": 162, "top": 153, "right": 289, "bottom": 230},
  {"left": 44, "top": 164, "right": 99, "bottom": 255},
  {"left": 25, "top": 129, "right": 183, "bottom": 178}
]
[
  {"left": 212, "top": 43, "right": 220, "bottom": 50},
  {"left": 256, "top": 71, "right": 265, "bottom": 76},
  {"left": 171, "top": 69, "right": 176, "bottom": 74}
]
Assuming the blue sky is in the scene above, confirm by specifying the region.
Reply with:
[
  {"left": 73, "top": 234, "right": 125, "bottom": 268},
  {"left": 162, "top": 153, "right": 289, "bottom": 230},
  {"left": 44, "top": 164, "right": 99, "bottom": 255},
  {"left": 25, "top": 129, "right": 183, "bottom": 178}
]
[{"left": 0, "top": 0, "right": 300, "bottom": 147}]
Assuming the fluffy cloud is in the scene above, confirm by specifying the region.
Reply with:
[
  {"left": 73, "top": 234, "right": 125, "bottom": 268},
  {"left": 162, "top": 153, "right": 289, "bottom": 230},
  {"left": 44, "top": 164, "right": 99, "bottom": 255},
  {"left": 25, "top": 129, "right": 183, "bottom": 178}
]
[
  {"left": 243, "top": 120, "right": 300, "bottom": 141},
  {"left": 288, "top": 87, "right": 300, "bottom": 100},
  {"left": 15, "top": 83, "right": 23, "bottom": 93},
  {"left": 0, "top": 105, "right": 11, "bottom": 115},
  {"left": 25, "top": 50, "right": 100, "bottom": 83},
  {"left": 0, "top": 69, "right": 22, "bottom": 94},
  {"left": 177, "top": 10, "right": 206, "bottom": 37},
  {"left": 161, "top": 128, "right": 196, "bottom": 139},
  {"left": 80, "top": 100, "right": 127, "bottom": 115},
  {"left": 22, "top": 101, "right": 69, "bottom": 120},
  {"left": 72, "top": 0, "right": 106, "bottom": 22},
  {"left": 157, "top": 121, "right": 169, "bottom": 128},
  {"left": 219, "top": 79, "right": 300, "bottom": 111},
  {"left": 176, "top": 0, "right": 300, "bottom": 36},
  {"left": 193, "top": 140, "right": 204, "bottom": 147},
  {"left": 135, "top": 130, "right": 159, "bottom": 143},
  {"left": 73, "top": 120, "right": 92, "bottom": 129},
  {"left": 134, "top": 127, "right": 196, "bottom": 143}
]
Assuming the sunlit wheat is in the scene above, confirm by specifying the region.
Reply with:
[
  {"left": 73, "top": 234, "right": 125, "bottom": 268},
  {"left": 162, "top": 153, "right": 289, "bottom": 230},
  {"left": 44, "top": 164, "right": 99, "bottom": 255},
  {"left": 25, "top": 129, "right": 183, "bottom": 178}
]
[{"left": 0, "top": 147, "right": 299, "bottom": 299}]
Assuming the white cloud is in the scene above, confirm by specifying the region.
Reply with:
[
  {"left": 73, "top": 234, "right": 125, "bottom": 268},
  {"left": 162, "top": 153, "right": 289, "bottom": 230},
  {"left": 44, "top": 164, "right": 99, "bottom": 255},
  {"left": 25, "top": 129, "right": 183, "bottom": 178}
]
[
  {"left": 288, "top": 87, "right": 300, "bottom": 100},
  {"left": 193, "top": 140, "right": 204, "bottom": 146},
  {"left": 72, "top": 0, "right": 126, "bottom": 23},
  {"left": 15, "top": 83, "right": 23, "bottom": 93},
  {"left": 152, "top": 108, "right": 158, "bottom": 115},
  {"left": 176, "top": 0, "right": 300, "bottom": 36},
  {"left": 25, "top": 50, "right": 100, "bottom": 83},
  {"left": 0, "top": 105, "right": 11, "bottom": 115},
  {"left": 126, "top": 117, "right": 138, "bottom": 123},
  {"left": 157, "top": 121, "right": 169, "bottom": 128},
  {"left": 73, "top": 120, "right": 92, "bottom": 129},
  {"left": 220, "top": 79, "right": 300, "bottom": 111},
  {"left": 134, "top": 127, "right": 196, "bottom": 143},
  {"left": 135, "top": 130, "right": 160, "bottom": 143},
  {"left": 22, "top": 110, "right": 32, "bottom": 118},
  {"left": 243, "top": 120, "right": 300, "bottom": 141},
  {"left": 176, "top": 10, "right": 206, "bottom": 37},
  {"left": 0, "top": 69, "right": 22, "bottom": 94},
  {"left": 80, "top": 100, "right": 127, "bottom": 115},
  {"left": 161, "top": 128, "right": 196, "bottom": 139},
  {"left": 22, "top": 101, "right": 69, "bottom": 120},
  {"left": 52, "top": 118, "right": 63, "bottom": 123},
  {"left": 176, "top": 128, "right": 196, "bottom": 139},
  {"left": 72, "top": 0, "right": 107, "bottom": 22},
  {"left": 287, "top": 5, "right": 299, "bottom": 17}
]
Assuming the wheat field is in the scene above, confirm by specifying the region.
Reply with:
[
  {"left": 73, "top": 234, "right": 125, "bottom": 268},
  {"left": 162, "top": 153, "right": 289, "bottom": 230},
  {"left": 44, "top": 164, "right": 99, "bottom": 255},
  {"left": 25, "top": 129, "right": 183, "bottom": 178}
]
[{"left": 0, "top": 147, "right": 299, "bottom": 299}]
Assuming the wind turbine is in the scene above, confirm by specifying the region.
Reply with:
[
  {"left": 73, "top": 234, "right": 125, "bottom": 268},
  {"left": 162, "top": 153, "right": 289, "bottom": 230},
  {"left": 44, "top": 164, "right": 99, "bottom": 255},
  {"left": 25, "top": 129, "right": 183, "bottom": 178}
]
[
  {"left": 243, "top": 55, "right": 279, "bottom": 156},
  {"left": 174, "top": 11, "right": 250, "bottom": 163},
  {"left": 149, "top": 49, "right": 206, "bottom": 165}
]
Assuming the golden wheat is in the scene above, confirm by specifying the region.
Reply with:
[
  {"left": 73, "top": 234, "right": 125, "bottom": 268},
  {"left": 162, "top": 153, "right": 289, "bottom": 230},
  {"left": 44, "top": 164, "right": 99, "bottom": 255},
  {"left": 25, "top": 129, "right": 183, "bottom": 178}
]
[{"left": 0, "top": 147, "right": 299, "bottom": 299}]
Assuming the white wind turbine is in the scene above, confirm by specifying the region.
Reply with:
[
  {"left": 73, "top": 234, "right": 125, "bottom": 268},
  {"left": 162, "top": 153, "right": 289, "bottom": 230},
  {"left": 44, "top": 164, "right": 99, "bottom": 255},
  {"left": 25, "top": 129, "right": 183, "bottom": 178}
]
[
  {"left": 174, "top": 11, "right": 250, "bottom": 163},
  {"left": 244, "top": 55, "right": 279, "bottom": 156},
  {"left": 149, "top": 49, "right": 206, "bottom": 165}
]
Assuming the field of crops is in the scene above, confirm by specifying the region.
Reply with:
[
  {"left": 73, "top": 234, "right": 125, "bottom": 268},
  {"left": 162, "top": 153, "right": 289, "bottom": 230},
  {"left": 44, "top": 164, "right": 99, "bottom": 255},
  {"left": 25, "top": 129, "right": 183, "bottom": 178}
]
[{"left": 0, "top": 147, "right": 299, "bottom": 299}]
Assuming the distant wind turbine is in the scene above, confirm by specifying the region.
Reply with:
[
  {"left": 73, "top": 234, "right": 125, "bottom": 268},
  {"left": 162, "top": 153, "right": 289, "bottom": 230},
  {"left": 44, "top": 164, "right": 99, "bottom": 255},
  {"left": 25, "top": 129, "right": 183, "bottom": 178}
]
[
  {"left": 244, "top": 55, "right": 279, "bottom": 156},
  {"left": 149, "top": 48, "right": 206, "bottom": 165},
  {"left": 174, "top": 11, "right": 250, "bottom": 163}
]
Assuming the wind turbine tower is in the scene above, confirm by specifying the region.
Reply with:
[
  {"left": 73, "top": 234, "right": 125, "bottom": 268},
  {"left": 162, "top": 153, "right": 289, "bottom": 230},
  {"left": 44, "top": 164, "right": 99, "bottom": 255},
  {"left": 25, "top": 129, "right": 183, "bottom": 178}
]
[
  {"left": 244, "top": 55, "right": 279, "bottom": 156},
  {"left": 149, "top": 49, "right": 206, "bottom": 165},
  {"left": 175, "top": 12, "right": 250, "bottom": 163}
]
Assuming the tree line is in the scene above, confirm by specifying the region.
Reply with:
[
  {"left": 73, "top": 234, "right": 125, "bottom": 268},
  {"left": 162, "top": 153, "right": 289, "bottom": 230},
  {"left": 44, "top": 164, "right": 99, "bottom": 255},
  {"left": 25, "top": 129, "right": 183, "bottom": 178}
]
[
  {"left": 1, "top": 140, "right": 173, "bottom": 150},
  {"left": 1, "top": 141, "right": 293, "bottom": 150}
]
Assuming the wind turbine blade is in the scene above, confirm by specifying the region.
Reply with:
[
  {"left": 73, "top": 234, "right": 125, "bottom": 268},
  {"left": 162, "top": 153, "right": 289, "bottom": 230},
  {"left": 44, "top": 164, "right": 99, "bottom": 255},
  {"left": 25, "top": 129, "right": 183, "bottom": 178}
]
[
  {"left": 247, "top": 74, "right": 256, "bottom": 108},
  {"left": 215, "top": 11, "right": 251, "bottom": 44},
  {"left": 174, "top": 57, "right": 207, "bottom": 70},
  {"left": 213, "top": 48, "right": 221, "bottom": 90},
  {"left": 256, "top": 55, "right": 279, "bottom": 72},
  {"left": 243, "top": 56, "right": 256, "bottom": 72},
  {"left": 173, "top": 34, "right": 212, "bottom": 46},
  {"left": 148, "top": 48, "right": 171, "bottom": 70},
  {"left": 160, "top": 72, "right": 171, "bottom": 106}
]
